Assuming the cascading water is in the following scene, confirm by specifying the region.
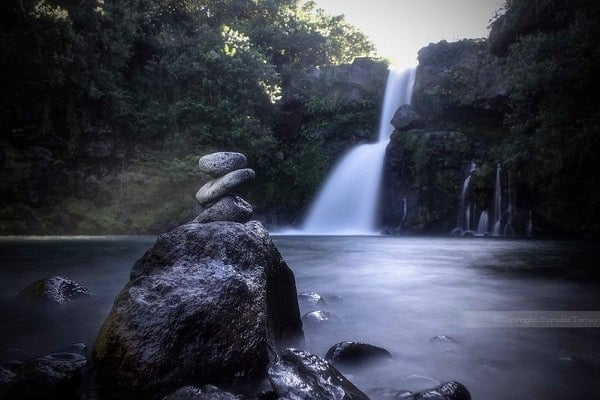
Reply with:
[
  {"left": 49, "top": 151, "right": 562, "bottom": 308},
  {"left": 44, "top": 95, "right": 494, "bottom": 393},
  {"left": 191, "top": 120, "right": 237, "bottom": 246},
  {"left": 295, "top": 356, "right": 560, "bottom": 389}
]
[
  {"left": 300, "top": 67, "right": 416, "bottom": 235},
  {"left": 455, "top": 162, "right": 476, "bottom": 233},
  {"left": 492, "top": 164, "right": 502, "bottom": 236},
  {"left": 476, "top": 210, "right": 489, "bottom": 235}
]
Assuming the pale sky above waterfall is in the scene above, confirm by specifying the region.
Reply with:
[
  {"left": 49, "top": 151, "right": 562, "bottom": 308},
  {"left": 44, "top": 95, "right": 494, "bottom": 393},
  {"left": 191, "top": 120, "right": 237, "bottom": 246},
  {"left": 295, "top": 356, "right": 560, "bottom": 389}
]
[{"left": 311, "top": 0, "right": 504, "bottom": 67}]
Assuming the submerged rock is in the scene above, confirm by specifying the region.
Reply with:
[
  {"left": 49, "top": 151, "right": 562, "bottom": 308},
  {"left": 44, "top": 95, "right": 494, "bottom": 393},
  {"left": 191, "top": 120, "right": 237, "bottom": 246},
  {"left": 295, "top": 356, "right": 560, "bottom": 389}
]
[
  {"left": 268, "top": 348, "right": 370, "bottom": 400},
  {"left": 93, "top": 221, "right": 303, "bottom": 399},
  {"left": 368, "top": 381, "right": 470, "bottom": 400},
  {"left": 301, "top": 310, "right": 340, "bottom": 331},
  {"left": 325, "top": 341, "right": 393, "bottom": 369},
  {"left": 0, "top": 366, "right": 16, "bottom": 387},
  {"left": 195, "top": 168, "right": 255, "bottom": 206},
  {"left": 17, "top": 276, "right": 94, "bottom": 306},
  {"left": 410, "top": 381, "right": 471, "bottom": 400},
  {"left": 194, "top": 195, "right": 253, "bottom": 224},
  {"left": 198, "top": 152, "right": 247, "bottom": 178},
  {"left": 297, "top": 291, "right": 328, "bottom": 309}
]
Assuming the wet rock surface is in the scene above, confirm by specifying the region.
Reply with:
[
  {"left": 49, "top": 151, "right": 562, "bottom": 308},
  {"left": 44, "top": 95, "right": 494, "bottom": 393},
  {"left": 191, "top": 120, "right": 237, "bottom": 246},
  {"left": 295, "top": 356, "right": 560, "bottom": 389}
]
[
  {"left": 301, "top": 310, "right": 340, "bottom": 331},
  {"left": 163, "top": 385, "right": 239, "bottom": 400},
  {"left": 325, "top": 341, "right": 393, "bottom": 369},
  {"left": 92, "top": 220, "right": 303, "bottom": 399},
  {"left": 297, "top": 291, "right": 328, "bottom": 310},
  {"left": 193, "top": 195, "right": 253, "bottom": 224},
  {"left": 409, "top": 381, "right": 471, "bottom": 400},
  {"left": 17, "top": 276, "right": 95, "bottom": 306},
  {"left": 268, "top": 348, "right": 370, "bottom": 400}
]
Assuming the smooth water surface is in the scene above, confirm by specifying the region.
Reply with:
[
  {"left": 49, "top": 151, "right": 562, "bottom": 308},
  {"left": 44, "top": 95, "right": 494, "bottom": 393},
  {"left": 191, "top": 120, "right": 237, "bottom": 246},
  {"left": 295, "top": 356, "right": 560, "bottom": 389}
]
[{"left": 1, "top": 235, "right": 599, "bottom": 399}]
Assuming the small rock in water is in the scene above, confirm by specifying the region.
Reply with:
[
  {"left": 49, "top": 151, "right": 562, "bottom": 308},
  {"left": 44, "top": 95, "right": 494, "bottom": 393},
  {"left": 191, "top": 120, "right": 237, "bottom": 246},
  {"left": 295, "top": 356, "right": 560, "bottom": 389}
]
[
  {"left": 17, "top": 276, "right": 95, "bottom": 306},
  {"left": 58, "top": 342, "right": 88, "bottom": 356},
  {"left": 429, "top": 335, "right": 459, "bottom": 346},
  {"left": 194, "top": 195, "right": 253, "bottom": 223},
  {"left": 297, "top": 291, "right": 328, "bottom": 309},
  {"left": 198, "top": 152, "right": 247, "bottom": 178},
  {"left": 0, "top": 366, "right": 16, "bottom": 387},
  {"left": 325, "top": 341, "right": 393, "bottom": 369},
  {"left": 162, "top": 385, "right": 238, "bottom": 400},
  {"left": 301, "top": 310, "right": 340, "bottom": 331},
  {"left": 268, "top": 348, "right": 370, "bottom": 400},
  {"left": 409, "top": 381, "right": 471, "bottom": 400},
  {"left": 195, "top": 168, "right": 255, "bottom": 206}
]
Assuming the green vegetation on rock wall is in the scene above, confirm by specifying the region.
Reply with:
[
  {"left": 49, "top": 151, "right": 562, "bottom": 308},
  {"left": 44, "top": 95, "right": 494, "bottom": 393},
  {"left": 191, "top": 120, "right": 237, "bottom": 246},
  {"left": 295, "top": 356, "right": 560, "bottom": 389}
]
[
  {"left": 383, "top": 0, "right": 600, "bottom": 237},
  {"left": 0, "top": 0, "right": 386, "bottom": 234}
]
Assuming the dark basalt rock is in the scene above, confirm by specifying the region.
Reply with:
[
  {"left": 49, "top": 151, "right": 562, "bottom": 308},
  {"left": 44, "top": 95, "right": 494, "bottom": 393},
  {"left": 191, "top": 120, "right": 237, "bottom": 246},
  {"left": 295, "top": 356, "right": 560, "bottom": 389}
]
[
  {"left": 93, "top": 221, "right": 304, "bottom": 399},
  {"left": 297, "top": 291, "right": 328, "bottom": 309},
  {"left": 325, "top": 341, "right": 392, "bottom": 369},
  {"left": 163, "top": 385, "right": 238, "bottom": 400},
  {"left": 368, "top": 381, "right": 470, "bottom": 400},
  {"left": 391, "top": 105, "right": 422, "bottom": 132},
  {"left": 268, "top": 348, "right": 370, "bottom": 400},
  {"left": 0, "top": 366, "right": 16, "bottom": 388},
  {"left": 194, "top": 195, "right": 253, "bottom": 223},
  {"left": 2, "top": 352, "right": 87, "bottom": 399},
  {"left": 17, "top": 276, "right": 95, "bottom": 306},
  {"left": 410, "top": 381, "right": 471, "bottom": 400},
  {"left": 301, "top": 310, "right": 340, "bottom": 331}
]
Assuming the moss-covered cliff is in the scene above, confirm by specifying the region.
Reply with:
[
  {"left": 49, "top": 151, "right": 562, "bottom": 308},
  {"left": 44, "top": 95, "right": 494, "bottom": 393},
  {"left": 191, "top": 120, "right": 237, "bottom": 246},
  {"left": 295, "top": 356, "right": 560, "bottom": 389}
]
[{"left": 382, "top": 0, "right": 600, "bottom": 237}]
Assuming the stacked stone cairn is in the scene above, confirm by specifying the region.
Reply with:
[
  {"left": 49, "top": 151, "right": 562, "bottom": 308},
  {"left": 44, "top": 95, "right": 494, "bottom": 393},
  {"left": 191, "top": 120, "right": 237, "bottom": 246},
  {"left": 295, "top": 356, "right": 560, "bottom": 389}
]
[{"left": 194, "top": 152, "right": 255, "bottom": 223}]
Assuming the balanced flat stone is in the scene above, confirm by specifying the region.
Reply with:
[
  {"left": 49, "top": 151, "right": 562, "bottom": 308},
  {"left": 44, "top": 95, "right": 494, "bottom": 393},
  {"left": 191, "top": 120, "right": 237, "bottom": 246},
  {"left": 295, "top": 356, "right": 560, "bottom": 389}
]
[
  {"left": 195, "top": 168, "right": 255, "bottom": 206},
  {"left": 193, "top": 195, "right": 253, "bottom": 223},
  {"left": 198, "top": 152, "right": 247, "bottom": 178}
]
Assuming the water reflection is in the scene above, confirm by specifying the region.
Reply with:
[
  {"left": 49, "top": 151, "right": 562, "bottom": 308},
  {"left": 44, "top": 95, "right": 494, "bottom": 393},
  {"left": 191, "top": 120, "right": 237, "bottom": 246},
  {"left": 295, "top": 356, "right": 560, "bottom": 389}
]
[{"left": 0, "top": 236, "right": 598, "bottom": 399}]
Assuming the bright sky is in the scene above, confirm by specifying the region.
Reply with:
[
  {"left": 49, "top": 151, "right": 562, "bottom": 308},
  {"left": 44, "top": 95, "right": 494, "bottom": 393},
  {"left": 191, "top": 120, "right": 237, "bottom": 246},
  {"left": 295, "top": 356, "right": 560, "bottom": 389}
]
[{"left": 311, "top": 0, "right": 504, "bottom": 67}]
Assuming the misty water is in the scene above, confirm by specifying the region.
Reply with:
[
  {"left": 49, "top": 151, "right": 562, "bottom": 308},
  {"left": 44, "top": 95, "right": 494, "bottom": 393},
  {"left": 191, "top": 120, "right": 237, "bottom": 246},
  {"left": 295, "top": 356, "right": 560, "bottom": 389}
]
[{"left": 1, "top": 235, "right": 600, "bottom": 399}]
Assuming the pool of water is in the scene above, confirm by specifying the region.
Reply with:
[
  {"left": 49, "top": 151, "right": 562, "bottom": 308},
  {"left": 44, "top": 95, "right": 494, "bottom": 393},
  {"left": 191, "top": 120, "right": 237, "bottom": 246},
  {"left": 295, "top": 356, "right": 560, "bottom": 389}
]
[{"left": 1, "top": 235, "right": 599, "bottom": 399}]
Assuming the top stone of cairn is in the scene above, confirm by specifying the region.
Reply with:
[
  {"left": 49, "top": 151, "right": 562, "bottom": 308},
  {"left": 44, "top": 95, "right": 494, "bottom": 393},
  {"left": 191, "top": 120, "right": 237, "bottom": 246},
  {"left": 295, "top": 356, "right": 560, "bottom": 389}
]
[{"left": 199, "top": 152, "right": 247, "bottom": 178}]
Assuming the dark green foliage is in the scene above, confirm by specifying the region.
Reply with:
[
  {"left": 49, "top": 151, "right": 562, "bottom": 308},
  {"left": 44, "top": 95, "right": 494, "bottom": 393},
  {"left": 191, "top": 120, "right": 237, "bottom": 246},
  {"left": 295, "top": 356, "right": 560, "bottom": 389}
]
[
  {"left": 499, "top": 0, "right": 600, "bottom": 235},
  {"left": 0, "top": 0, "right": 380, "bottom": 233}
]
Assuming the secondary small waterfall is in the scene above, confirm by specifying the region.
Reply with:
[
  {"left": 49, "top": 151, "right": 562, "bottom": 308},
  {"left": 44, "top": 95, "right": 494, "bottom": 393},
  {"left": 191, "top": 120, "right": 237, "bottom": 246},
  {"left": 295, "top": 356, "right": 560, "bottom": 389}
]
[
  {"left": 301, "top": 67, "right": 416, "bottom": 235},
  {"left": 456, "top": 162, "right": 476, "bottom": 232},
  {"left": 476, "top": 210, "right": 489, "bottom": 235},
  {"left": 492, "top": 164, "right": 502, "bottom": 236}
]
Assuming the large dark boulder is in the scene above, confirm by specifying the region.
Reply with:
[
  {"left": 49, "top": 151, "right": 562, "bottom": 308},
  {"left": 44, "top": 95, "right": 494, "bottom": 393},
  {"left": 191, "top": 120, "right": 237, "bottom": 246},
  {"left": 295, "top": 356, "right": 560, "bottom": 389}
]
[
  {"left": 92, "top": 221, "right": 304, "bottom": 399},
  {"left": 268, "top": 348, "right": 370, "bottom": 400}
]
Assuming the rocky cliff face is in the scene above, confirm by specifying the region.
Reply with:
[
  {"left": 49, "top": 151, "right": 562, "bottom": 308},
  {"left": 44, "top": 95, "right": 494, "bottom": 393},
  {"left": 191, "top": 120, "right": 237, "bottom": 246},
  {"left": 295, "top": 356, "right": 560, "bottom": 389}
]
[{"left": 381, "top": 39, "right": 531, "bottom": 235}]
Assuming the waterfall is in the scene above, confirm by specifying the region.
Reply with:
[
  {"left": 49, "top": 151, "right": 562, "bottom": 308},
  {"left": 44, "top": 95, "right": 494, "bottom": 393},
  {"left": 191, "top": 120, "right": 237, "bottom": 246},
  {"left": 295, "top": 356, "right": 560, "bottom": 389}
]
[
  {"left": 492, "top": 164, "right": 502, "bottom": 236},
  {"left": 456, "top": 162, "right": 476, "bottom": 232},
  {"left": 476, "top": 210, "right": 489, "bottom": 235},
  {"left": 301, "top": 67, "right": 416, "bottom": 235}
]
